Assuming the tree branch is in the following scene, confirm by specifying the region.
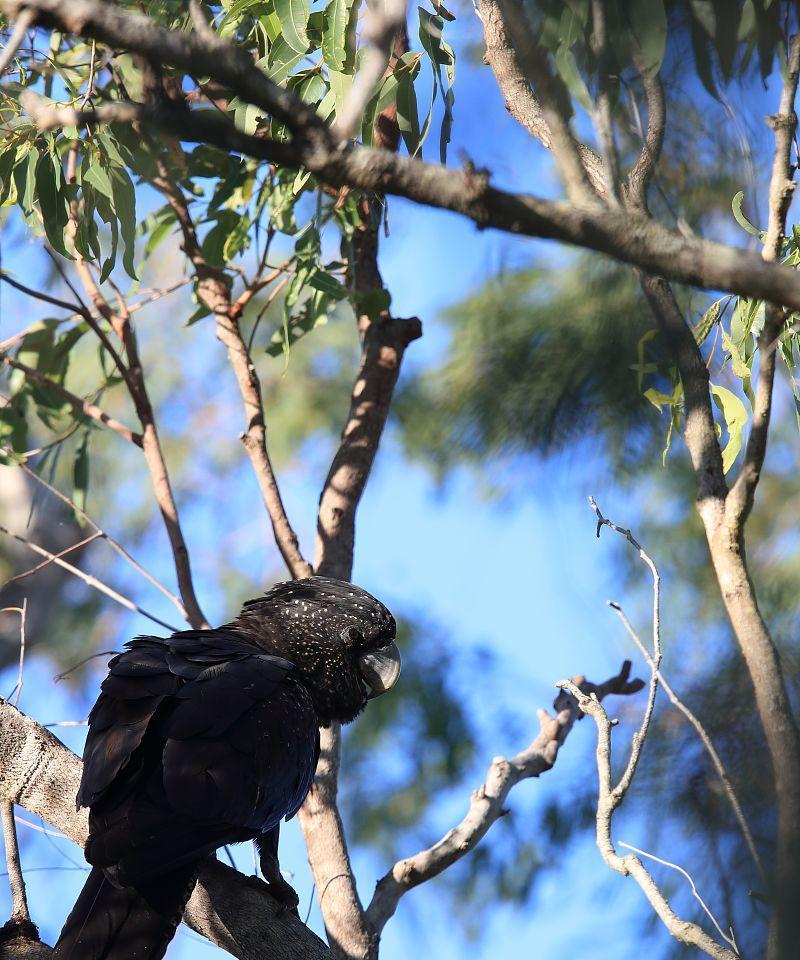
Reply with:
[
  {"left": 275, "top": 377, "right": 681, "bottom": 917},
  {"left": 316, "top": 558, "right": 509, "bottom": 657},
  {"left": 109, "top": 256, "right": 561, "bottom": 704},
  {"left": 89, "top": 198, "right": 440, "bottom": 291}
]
[
  {"left": 558, "top": 681, "right": 738, "bottom": 960},
  {"left": 15, "top": 457, "right": 190, "bottom": 622},
  {"left": 17, "top": 99, "right": 800, "bottom": 312},
  {"left": 365, "top": 661, "right": 645, "bottom": 935},
  {"left": 0, "top": 351, "right": 144, "bottom": 446},
  {"left": 150, "top": 161, "right": 312, "bottom": 580},
  {"left": 625, "top": 71, "right": 666, "bottom": 213},
  {"left": 0, "top": 698, "right": 331, "bottom": 960},
  {"left": 8, "top": 0, "right": 331, "bottom": 148},
  {"left": 0, "top": 523, "right": 178, "bottom": 632},
  {"left": 492, "top": 0, "right": 596, "bottom": 205},
  {"left": 608, "top": 600, "right": 766, "bottom": 885},
  {"left": 727, "top": 34, "right": 800, "bottom": 527},
  {"left": 476, "top": 0, "right": 606, "bottom": 195},
  {"left": 300, "top": 39, "right": 422, "bottom": 954},
  {"left": 62, "top": 144, "right": 209, "bottom": 630}
]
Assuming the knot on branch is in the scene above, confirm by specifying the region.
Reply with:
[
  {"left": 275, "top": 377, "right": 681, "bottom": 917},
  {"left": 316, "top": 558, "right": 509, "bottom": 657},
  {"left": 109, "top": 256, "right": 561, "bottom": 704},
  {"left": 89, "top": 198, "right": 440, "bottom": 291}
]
[
  {"left": 553, "top": 660, "right": 644, "bottom": 715},
  {"left": 461, "top": 158, "right": 492, "bottom": 223}
]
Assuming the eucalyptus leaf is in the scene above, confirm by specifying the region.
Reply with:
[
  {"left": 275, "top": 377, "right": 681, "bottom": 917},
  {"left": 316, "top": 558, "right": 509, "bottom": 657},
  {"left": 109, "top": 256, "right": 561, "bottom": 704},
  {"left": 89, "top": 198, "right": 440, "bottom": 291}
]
[{"left": 710, "top": 383, "right": 748, "bottom": 473}]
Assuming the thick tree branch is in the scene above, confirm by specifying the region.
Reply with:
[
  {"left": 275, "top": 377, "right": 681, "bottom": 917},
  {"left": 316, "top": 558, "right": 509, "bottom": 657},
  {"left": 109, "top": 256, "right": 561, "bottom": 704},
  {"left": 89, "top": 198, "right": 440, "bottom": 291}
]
[
  {"left": 24, "top": 95, "right": 800, "bottom": 314},
  {"left": 640, "top": 277, "right": 728, "bottom": 507},
  {"left": 300, "top": 37, "right": 421, "bottom": 955},
  {"left": 365, "top": 661, "right": 645, "bottom": 936},
  {"left": 7, "top": 0, "right": 331, "bottom": 148},
  {"left": 0, "top": 698, "right": 331, "bottom": 960},
  {"left": 492, "top": 0, "right": 596, "bottom": 204}
]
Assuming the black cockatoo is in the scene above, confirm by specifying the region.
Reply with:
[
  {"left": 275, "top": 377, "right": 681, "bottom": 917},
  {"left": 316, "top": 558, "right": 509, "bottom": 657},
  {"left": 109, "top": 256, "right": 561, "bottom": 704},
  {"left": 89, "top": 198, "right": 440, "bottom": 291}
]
[{"left": 52, "top": 576, "right": 400, "bottom": 960}]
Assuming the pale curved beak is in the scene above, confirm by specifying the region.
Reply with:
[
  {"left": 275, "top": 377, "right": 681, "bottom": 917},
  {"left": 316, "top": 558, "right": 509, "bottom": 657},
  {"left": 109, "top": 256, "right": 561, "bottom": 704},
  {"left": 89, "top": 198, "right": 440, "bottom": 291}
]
[{"left": 359, "top": 641, "right": 401, "bottom": 698}]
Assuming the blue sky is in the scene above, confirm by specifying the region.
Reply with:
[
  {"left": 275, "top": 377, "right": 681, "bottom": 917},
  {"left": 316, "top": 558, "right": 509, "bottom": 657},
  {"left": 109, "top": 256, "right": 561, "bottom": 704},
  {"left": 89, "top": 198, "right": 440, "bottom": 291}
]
[{"left": 0, "top": 7, "right": 775, "bottom": 959}]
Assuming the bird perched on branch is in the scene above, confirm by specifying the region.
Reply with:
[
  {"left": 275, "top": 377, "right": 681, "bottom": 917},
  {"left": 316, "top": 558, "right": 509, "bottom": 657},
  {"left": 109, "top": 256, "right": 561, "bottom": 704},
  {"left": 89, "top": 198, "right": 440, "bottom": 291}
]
[{"left": 52, "top": 576, "right": 401, "bottom": 960}]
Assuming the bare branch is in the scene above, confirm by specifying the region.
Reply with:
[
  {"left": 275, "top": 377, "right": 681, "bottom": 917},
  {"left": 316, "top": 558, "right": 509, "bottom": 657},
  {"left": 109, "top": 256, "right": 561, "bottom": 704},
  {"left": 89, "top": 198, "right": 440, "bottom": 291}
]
[
  {"left": 0, "top": 271, "right": 85, "bottom": 315},
  {"left": 15, "top": 458, "right": 189, "bottom": 621},
  {"left": 625, "top": 71, "right": 666, "bottom": 212},
  {"left": 60, "top": 141, "right": 209, "bottom": 630},
  {"left": 0, "top": 351, "right": 144, "bottom": 446},
  {"left": 618, "top": 841, "right": 739, "bottom": 953},
  {"left": 313, "top": 313, "right": 421, "bottom": 580},
  {"left": 1, "top": 802, "right": 30, "bottom": 925},
  {"left": 588, "top": 498, "right": 660, "bottom": 798},
  {"left": 493, "top": 0, "right": 596, "bottom": 205},
  {"left": 0, "top": 524, "right": 178, "bottom": 631},
  {"left": 1, "top": 601, "right": 27, "bottom": 708},
  {"left": 151, "top": 163, "right": 312, "bottom": 580},
  {"left": 640, "top": 276, "right": 727, "bottom": 509},
  {"left": 559, "top": 680, "right": 738, "bottom": 960},
  {"left": 3, "top": 531, "right": 102, "bottom": 587},
  {"left": 608, "top": 601, "right": 766, "bottom": 885},
  {"left": 366, "top": 661, "right": 644, "bottom": 934}
]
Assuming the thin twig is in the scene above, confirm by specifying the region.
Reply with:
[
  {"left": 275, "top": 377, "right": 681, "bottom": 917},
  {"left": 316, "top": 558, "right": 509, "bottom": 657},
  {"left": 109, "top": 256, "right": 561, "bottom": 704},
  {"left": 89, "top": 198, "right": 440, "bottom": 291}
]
[
  {"left": 1, "top": 601, "right": 27, "bottom": 706},
  {"left": 589, "top": 496, "right": 660, "bottom": 797},
  {"left": 0, "top": 270, "right": 86, "bottom": 314},
  {"left": 618, "top": 841, "right": 740, "bottom": 954},
  {"left": 52, "top": 649, "right": 119, "bottom": 683},
  {"left": 15, "top": 456, "right": 189, "bottom": 621},
  {"left": 558, "top": 680, "right": 738, "bottom": 960},
  {"left": 608, "top": 600, "right": 766, "bottom": 884},
  {"left": 3, "top": 531, "right": 102, "bottom": 587},
  {"left": 0, "top": 524, "right": 178, "bottom": 631},
  {"left": 0, "top": 352, "right": 144, "bottom": 446}
]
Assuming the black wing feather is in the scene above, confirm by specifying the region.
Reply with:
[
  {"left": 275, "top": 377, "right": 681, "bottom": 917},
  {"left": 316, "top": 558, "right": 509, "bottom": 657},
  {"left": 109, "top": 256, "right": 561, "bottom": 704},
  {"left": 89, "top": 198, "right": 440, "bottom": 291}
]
[{"left": 78, "top": 630, "right": 317, "bottom": 884}]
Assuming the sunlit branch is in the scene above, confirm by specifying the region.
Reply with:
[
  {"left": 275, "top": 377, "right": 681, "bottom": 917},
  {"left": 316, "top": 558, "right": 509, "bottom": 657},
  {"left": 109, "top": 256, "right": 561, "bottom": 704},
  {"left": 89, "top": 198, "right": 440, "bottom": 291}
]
[{"left": 366, "top": 661, "right": 644, "bottom": 934}]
